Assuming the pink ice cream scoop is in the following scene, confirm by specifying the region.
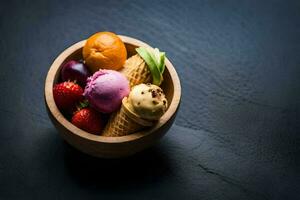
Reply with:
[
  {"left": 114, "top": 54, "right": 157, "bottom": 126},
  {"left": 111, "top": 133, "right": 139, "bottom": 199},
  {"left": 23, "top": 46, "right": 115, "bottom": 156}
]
[{"left": 84, "top": 70, "right": 130, "bottom": 113}]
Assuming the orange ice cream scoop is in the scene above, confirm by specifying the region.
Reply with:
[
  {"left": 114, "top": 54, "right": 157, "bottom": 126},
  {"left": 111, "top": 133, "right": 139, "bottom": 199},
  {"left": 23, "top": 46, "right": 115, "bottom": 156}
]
[{"left": 83, "top": 32, "right": 127, "bottom": 72}]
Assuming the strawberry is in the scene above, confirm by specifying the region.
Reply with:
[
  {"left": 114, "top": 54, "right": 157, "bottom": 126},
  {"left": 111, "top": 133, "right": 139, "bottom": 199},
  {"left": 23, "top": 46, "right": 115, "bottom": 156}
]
[
  {"left": 71, "top": 108, "right": 104, "bottom": 135},
  {"left": 53, "top": 81, "right": 84, "bottom": 113}
]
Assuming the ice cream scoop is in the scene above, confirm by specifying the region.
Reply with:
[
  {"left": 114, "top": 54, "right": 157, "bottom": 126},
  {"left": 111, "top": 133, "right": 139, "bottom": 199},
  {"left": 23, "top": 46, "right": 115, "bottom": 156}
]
[
  {"left": 127, "top": 83, "right": 168, "bottom": 120},
  {"left": 102, "top": 83, "right": 167, "bottom": 137},
  {"left": 84, "top": 70, "right": 130, "bottom": 113}
]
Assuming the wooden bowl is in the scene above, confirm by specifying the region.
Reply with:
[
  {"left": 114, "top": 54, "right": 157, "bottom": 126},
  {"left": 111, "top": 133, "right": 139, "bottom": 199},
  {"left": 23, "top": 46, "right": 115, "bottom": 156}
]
[{"left": 44, "top": 35, "right": 181, "bottom": 158}]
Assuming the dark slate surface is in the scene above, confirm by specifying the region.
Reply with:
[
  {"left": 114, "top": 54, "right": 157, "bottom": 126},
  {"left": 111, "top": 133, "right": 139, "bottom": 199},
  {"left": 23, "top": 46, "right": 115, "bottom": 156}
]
[{"left": 0, "top": 0, "right": 300, "bottom": 199}]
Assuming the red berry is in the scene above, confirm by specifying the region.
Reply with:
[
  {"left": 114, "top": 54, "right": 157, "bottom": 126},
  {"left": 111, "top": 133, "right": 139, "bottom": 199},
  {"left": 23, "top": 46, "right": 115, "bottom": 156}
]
[
  {"left": 71, "top": 108, "right": 104, "bottom": 135},
  {"left": 53, "top": 81, "right": 84, "bottom": 113}
]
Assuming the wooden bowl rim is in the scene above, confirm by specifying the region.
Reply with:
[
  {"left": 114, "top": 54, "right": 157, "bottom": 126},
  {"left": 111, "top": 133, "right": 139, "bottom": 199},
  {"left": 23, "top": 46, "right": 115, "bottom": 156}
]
[{"left": 45, "top": 35, "right": 181, "bottom": 143}]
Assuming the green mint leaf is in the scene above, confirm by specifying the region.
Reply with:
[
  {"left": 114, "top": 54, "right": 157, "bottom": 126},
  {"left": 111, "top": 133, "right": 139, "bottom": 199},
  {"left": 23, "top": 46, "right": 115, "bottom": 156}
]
[
  {"left": 159, "top": 52, "right": 165, "bottom": 74},
  {"left": 136, "top": 47, "right": 162, "bottom": 85}
]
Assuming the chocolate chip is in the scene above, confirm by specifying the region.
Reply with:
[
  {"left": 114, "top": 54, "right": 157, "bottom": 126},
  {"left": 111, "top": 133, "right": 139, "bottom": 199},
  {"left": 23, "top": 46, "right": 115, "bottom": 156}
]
[
  {"left": 141, "top": 91, "right": 144, "bottom": 94},
  {"left": 151, "top": 90, "right": 157, "bottom": 98},
  {"left": 138, "top": 102, "right": 141, "bottom": 105},
  {"left": 163, "top": 100, "right": 166, "bottom": 105},
  {"left": 152, "top": 100, "right": 158, "bottom": 105}
]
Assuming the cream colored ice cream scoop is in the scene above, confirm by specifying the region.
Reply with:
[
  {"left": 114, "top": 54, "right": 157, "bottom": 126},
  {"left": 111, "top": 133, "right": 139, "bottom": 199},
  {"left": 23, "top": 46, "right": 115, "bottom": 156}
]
[{"left": 127, "top": 83, "right": 168, "bottom": 120}]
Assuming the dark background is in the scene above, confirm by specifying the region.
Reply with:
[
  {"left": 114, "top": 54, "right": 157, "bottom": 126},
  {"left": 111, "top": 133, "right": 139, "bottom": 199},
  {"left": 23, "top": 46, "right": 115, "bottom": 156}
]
[{"left": 0, "top": 0, "right": 300, "bottom": 199}]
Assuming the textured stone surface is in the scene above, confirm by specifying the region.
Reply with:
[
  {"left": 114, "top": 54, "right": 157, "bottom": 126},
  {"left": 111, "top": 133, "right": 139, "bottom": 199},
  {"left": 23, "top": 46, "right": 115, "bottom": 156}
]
[{"left": 0, "top": 0, "right": 300, "bottom": 199}]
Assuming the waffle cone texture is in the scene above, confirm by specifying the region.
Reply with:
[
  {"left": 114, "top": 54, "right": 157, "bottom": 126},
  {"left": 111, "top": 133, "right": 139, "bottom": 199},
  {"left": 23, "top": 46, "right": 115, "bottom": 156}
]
[
  {"left": 120, "top": 54, "right": 151, "bottom": 88},
  {"left": 102, "top": 98, "right": 153, "bottom": 137},
  {"left": 102, "top": 105, "right": 143, "bottom": 137},
  {"left": 102, "top": 54, "right": 153, "bottom": 137}
]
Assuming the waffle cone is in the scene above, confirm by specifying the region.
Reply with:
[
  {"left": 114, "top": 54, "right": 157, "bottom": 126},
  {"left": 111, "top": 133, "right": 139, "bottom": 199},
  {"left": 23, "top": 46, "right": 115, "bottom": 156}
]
[
  {"left": 102, "top": 98, "right": 154, "bottom": 137},
  {"left": 120, "top": 54, "right": 151, "bottom": 88}
]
